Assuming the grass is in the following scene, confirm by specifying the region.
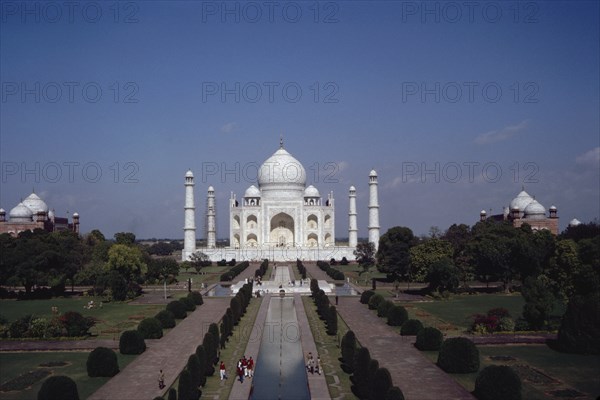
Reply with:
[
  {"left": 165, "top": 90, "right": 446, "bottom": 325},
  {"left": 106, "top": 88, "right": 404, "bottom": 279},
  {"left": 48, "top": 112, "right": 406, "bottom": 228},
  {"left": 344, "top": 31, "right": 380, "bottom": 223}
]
[
  {"left": 302, "top": 296, "right": 356, "bottom": 399},
  {"left": 0, "top": 298, "right": 165, "bottom": 339},
  {"left": 420, "top": 345, "right": 600, "bottom": 400},
  {"left": 0, "top": 351, "right": 137, "bottom": 400}
]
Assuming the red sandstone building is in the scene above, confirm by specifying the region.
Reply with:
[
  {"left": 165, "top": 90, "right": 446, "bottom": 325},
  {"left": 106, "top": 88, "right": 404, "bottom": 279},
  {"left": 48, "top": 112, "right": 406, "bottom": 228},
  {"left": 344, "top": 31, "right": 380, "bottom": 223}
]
[
  {"left": 0, "top": 192, "right": 79, "bottom": 237},
  {"left": 479, "top": 188, "right": 559, "bottom": 235}
]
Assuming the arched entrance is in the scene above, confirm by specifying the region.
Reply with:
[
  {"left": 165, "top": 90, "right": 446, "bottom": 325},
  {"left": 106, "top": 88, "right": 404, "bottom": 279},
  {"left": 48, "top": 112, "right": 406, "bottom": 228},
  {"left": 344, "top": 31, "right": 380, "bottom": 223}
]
[{"left": 270, "top": 212, "right": 295, "bottom": 247}]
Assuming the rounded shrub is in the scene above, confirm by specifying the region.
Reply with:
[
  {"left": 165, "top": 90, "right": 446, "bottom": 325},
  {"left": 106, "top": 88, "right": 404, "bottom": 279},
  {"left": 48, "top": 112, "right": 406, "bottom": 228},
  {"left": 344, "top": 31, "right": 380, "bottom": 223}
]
[
  {"left": 368, "top": 294, "right": 384, "bottom": 310},
  {"left": 137, "top": 317, "right": 163, "bottom": 339},
  {"left": 360, "top": 290, "right": 375, "bottom": 304},
  {"left": 179, "top": 297, "right": 196, "bottom": 312},
  {"left": 373, "top": 367, "right": 393, "bottom": 399},
  {"left": 387, "top": 305, "right": 408, "bottom": 326},
  {"left": 400, "top": 319, "right": 423, "bottom": 336},
  {"left": 437, "top": 337, "right": 479, "bottom": 373},
  {"left": 385, "top": 386, "right": 405, "bottom": 400},
  {"left": 188, "top": 291, "right": 203, "bottom": 305},
  {"left": 166, "top": 300, "right": 187, "bottom": 319},
  {"left": 341, "top": 330, "right": 357, "bottom": 373},
  {"left": 155, "top": 310, "right": 176, "bottom": 329},
  {"left": 86, "top": 346, "right": 119, "bottom": 377},
  {"left": 119, "top": 330, "right": 146, "bottom": 355},
  {"left": 377, "top": 300, "right": 394, "bottom": 318},
  {"left": 497, "top": 317, "right": 515, "bottom": 332},
  {"left": 415, "top": 327, "right": 443, "bottom": 351},
  {"left": 38, "top": 375, "right": 79, "bottom": 400},
  {"left": 474, "top": 365, "right": 522, "bottom": 400}
]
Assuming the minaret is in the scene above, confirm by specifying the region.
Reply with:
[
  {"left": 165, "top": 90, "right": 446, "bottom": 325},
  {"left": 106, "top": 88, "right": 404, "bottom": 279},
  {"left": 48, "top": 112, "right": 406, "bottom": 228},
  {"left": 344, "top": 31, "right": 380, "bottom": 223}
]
[
  {"left": 348, "top": 186, "right": 357, "bottom": 248},
  {"left": 182, "top": 169, "right": 196, "bottom": 261},
  {"left": 206, "top": 186, "right": 216, "bottom": 248},
  {"left": 368, "top": 169, "right": 380, "bottom": 250}
]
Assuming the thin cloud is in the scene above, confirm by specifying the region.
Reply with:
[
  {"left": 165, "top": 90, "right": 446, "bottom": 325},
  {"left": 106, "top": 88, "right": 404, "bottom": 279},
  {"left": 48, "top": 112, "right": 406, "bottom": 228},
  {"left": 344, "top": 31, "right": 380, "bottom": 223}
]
[
  {"left": 220, "top": 122, "right": 237, "bottom": 134},
  {"left": 576, "top": 147, "right": 600, "bottom": 166},
  {"left": 475, "top": 120, "right": 529, "bottom": 145}
]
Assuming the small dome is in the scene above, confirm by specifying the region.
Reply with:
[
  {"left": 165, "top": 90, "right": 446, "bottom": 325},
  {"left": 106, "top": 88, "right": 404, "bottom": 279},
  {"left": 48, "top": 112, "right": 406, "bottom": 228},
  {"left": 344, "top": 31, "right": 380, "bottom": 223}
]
[
  {"left": 510, "top": 190, "right": 533, "bottom": 212},
  {"left": 349, "top": 185, "right": 356, "bottom": 192},
  {"left": 72, "top": 212, "right": 79, "bottom": 217},
  {"left": 0, "top": 208, "right": 5, "bottom": 213},
  {"left": 9, "top": 202, "right": 33, "bottom": 221},
  {"left": 185, "top": 170, "right": 194, "bottom": 178},
  {"left": 208, "top": 186, "right": 214, "bottom": 192},
  {"left": 569, "top": 218, "right": 581, "bottom": 227},
  {"left": 549, "top": 205, "right": 557, "bottom": 211},
  {"left": 244, "top": 185, "right": 261, "bottom": 198},
  {"left": 480, "top": 210, "right": 487, "bottom": 214},
  {"left": 48, "top": 210, "right": 55, "bottom": 218},
  {"left": 369, "top": 169, "right": 378, "bottom": 177},
  {"left": 524, "top": 199, "right": 546, "bottom": 219},
  {"left": 22, "top": 192, "right": 48, "bottom": 214},
  {"left": 304, "top": 185, "right": 320, "bottom": 198}
]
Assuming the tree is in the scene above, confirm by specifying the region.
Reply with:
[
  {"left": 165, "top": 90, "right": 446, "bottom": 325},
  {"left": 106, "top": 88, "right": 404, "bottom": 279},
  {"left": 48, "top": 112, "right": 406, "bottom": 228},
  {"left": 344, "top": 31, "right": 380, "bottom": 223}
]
[
  {"left": 147, "top": 258, "right": 179, "bottom": 283},
  {"left": 426, "top": 258, "right": 460, "bottom": 293},
  {"left": 190, "top": 251, "right": 211, "bottom": 273},
  {"left": 544, "top": 239, "right": 582, "bottom": 302},
  {"left": 443, "top": 223, "right": 474, "bottom": 287},
  {"left": 521, "top": 276, "right": 556, "bottom": 330},
  {"left": 38, "top": 376, "right": 79, "bottom": 400},
  {"left": 557, "top": 292, "right": 600, "bottom": 354},
  {"left": 409, "top": 239, "right": 453, "bottom": 282},
  {"left": 148, "top": 242, "right": 173, "bottom": 256},
  {"left": 105, "top": 244, "right": 147, "bottom": 282},
  {"left": 354, "top": 242, "right": 375, "bottom": 274},
  {"left": 376, "top": 226, "right": 416, "bottom": 281},
  {"left": 114, "top": 232, "right": 136, "bottom": 245}
]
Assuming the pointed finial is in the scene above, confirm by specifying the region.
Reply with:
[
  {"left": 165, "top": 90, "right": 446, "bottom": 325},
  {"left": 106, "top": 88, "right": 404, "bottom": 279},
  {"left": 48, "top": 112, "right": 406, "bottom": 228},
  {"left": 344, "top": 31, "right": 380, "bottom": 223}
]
[
  {"left": 279, "top": 135, "right": 284, "bottom": 149},
  {"left": 522, "top": 185, "right": 525, "bottom": 191}
]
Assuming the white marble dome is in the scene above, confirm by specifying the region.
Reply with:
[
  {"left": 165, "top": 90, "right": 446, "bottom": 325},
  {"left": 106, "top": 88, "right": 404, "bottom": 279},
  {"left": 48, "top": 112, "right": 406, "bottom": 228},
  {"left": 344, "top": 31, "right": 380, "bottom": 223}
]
[
  {"left": 349, "top": 185, "right": 356, "bottom": 192},
  {"left": 524, "top": 199, "right": 546, "bottom": 219},
  {"left": 304, "top": 185, "right": 320, "bottom": 198},
  {"left": 22, "top": 192, "right": 48, "bottom": 214},
  {"left": 258, "top": 148, "right": 306, "bottom": 196},
  {"left": 569, "top": 218, "right": 581, "bottom": 227},
  {"left": 369, "top": 169, "right": 378, "bottom": 177},
  {"left": 244, "top": 185, "right": 261, "bottom": 198},
  {"left": 185, "top": 170, "right": 194, "bottom": 178},
  {"left": 208, "top": 186, "right": 215, "bottom": 192},
  {"left": 510, "top": 190, "right": 533, "bottom": 211},
  {"left": 9, "top": 202, "right": 33, "bottom": 222}
]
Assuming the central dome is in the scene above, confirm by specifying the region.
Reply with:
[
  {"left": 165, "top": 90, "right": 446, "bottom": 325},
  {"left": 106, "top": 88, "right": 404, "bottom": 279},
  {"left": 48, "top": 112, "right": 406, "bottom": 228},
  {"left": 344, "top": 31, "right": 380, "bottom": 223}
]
[{"left": 258, "top": 148, "right": 306, "bottom": 193}]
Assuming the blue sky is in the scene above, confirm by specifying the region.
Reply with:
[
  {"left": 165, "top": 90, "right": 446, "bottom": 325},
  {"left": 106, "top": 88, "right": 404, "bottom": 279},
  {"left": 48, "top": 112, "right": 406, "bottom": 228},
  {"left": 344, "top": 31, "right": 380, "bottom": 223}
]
[{"left": 1, "top": 0, "right": 599, "bottom": 239}]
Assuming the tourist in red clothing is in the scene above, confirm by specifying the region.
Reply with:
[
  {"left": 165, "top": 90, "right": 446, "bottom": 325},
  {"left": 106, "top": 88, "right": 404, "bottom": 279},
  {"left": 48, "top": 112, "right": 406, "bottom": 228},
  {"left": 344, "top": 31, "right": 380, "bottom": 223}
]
[{"left": 248, "top": 356, "right": 254, "bottom": 377}]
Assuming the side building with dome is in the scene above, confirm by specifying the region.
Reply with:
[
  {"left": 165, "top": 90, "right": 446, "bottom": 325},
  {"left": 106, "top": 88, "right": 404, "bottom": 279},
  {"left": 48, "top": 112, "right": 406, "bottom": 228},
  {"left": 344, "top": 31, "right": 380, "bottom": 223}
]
[
  {"left": 182, "top": 140, "right": 380, "bottom": 262},
  {"left": 479, "top": 188, "right": 559, "bottom": 234},
  {"left": 0, "top": 192, "right": 80, "bottom": 236}
]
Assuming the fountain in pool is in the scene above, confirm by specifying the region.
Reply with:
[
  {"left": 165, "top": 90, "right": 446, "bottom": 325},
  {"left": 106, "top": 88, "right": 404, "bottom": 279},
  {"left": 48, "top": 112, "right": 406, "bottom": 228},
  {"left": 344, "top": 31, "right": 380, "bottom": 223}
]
[{"left": 230, "top": 265, "right": 333, "bottom": 295}]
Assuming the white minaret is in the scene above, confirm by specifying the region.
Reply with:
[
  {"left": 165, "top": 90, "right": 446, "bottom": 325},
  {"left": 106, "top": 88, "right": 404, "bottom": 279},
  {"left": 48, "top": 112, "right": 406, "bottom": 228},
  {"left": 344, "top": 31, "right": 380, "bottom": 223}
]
[
  {"left": 182, "top": 169, "right": 196, "bottom": 261},
  {"left": 206, "top": 186, "right": 216, "bottom": 248},
  {"left": 348, "top": 186, "right": 357, "bottom": 248},
  {"left": 368, "top": 169, "right": 380, "bottom": 250}
]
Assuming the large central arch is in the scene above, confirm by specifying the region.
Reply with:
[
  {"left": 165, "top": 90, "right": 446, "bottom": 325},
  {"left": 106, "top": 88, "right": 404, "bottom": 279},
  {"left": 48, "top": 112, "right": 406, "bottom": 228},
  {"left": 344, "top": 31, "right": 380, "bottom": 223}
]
[{"left": 269, "top": 212, "right": 295, "bottom": 246}]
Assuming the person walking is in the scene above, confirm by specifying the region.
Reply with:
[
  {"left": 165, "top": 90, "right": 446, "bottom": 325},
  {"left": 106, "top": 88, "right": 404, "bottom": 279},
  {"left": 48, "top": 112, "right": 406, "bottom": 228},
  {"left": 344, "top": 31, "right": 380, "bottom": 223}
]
[
  {"left": 220, "top": 362, "right": 227, "bottom": 380},
  {"left": 158, "top": 369, "right": 165, "bottom": 390},
  {"left": 248, "top": 356, "right": 254, "bottom": 378},
  {"left": 316, "top": 356, "right": 322, "bottom": 375},
  {"left": 237, "top": 359, "right": 244, "bottom": 383}
]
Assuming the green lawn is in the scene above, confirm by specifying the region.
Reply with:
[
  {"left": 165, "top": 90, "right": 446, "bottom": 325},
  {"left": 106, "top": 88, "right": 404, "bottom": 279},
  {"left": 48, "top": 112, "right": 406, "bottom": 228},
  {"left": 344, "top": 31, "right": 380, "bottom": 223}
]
[
  {"left": 0, "top": 298, "right": 165, "bottom": 339},
  {"left": 421, "top": 345, "right": 600, "bottom": 399},
  {"left": 0, "top": 351, "right": 137, "bottom": 400}
]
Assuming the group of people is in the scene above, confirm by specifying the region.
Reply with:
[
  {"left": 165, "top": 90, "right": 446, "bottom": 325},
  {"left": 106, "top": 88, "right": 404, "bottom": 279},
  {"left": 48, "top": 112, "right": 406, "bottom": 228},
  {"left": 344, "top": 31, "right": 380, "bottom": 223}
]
[
  {"left": 305, "top": 352, "right": 321, "bottom": 375},
  {"left": 236, "top": 355, "right": 254, "bottom": 383}
]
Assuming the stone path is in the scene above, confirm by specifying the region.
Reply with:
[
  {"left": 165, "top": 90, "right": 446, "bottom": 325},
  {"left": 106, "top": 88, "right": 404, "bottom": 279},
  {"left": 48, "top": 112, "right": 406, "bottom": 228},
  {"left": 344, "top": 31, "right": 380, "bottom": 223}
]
[
  {"left": 88, "top": 297, "right": 230, "bottom": 400},
  {"left": 336, "top": 297, "right": 475, "bottom": 400}
]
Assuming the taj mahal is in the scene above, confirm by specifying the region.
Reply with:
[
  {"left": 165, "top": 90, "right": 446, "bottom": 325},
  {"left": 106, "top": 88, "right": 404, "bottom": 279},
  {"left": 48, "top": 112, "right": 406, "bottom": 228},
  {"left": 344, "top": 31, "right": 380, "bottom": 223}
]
[{"left": 182, "top": 140, "right": 380, "bottom": 262}]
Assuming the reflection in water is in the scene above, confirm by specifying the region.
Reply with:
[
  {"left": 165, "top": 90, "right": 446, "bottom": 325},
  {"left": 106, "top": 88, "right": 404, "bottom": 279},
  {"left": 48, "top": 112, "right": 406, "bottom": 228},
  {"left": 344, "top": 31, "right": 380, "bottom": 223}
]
[{"left": 250, "top": 297, "right": 309, "bottom": 400}]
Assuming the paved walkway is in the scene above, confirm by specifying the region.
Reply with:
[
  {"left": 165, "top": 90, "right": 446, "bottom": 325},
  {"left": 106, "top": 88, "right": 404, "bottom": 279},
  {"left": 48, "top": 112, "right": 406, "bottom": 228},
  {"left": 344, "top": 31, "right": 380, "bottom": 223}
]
[
  {"left": 88, "top": 297, "right": 231, "bottom": 400},
  {"left": 335, "top": 297, "right": 475, "bottom": 400}
]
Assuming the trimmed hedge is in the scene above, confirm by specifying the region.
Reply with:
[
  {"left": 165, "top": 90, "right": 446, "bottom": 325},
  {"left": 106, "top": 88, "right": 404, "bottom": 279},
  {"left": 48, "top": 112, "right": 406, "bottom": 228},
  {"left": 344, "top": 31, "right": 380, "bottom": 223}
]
[
  {"left": 341, "top": 330, "right": 357, "bottom": 373},
  {"left": 400, "top": 319, "right": 423, "bottom": 336},
  {"left": 38, "top": 376, "right": 79, "bottom": 400},
  {"left": 474, "top": 365, "right": 522, "bottom": 400},
  {"left": 155, "top": 310, "right": 176, "bottom": 329},
  {"left": 385, "top": 386, "right": 405, "bottom": 400},
  {"left": 167, "top": 300, "right": 187, "bottom": 319},
  {"left": 188, "top": 291, "right": 204, "bottom": 305},
  {"left": 86, "top": 347, "right": 119, "bottom": 377},
  {"left": 368, "top": 294, "right": 384, "bottom": 310},
  {"left": 316, "top": 260, "right": 345, "bottom": 280},
  {"left": 179, "top": 297, "right": 196, "bottom": 312},
  {"left": 387, "top": 305, "right": 408, "bottom": 326},
  {"left": 137, "top": 317, "right": 163, "bottom": 339},
  {"left": 377, "top": 300, "right": 394, "bottom": 318},
  {"left": 360, "top": 290, "right": 375, "bottom": 304},
  {"left": 437, "top": 337, "right": 479, "bottom": 373},
  {"left": 119, "top": 330, "right": 146, "bottom": 355},
  {"left": 415, "top": 327, "right": 443, "bottom": 351}
]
